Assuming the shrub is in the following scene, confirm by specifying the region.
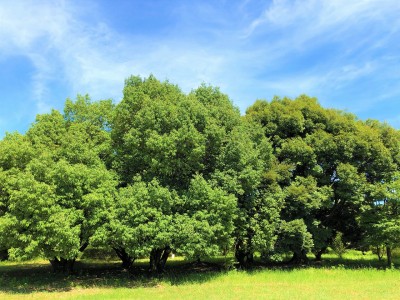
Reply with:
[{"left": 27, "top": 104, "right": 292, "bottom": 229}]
[{"left": 332, "top": 232, "right": 346, "bottom": 258}]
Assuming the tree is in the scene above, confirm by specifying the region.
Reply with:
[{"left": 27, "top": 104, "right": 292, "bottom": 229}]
[
  {"left": 0, "top": 133, "right": 35, "bottom": 260},
  {"left": 362, "top": 173, "right": 400, "bottom": 267},
  {"left": 332, "top": 232, "right": 346, "bottom": 259},
  {"left": 112, "top": 75, "right": 207, "bottom": 189},
  {"left": 110, "top": 76, "right": 245, "bottom": 271},
  {"left": 212, "top": 120, "right": 278, "bottom": 267},
  {"left": 245, "top": 95, "right": 392, "bottom": 261},
  {"left": 175, "top": 175, "right": 237, "bottom": 262},
  {"left": 0, "top": 97, "right": 116, "bottom": 272},
  {"left": 275, "top": 219, "right": 314, "bottom": 263},
  {"left": 92, "top": 178, "right": 177, "bottom": 270},
  {"left": 94, "top": 175, "right": 237, "bottom": 271},
  {"left": 279, "top": 176, "right": 332, "bottom": 262}
]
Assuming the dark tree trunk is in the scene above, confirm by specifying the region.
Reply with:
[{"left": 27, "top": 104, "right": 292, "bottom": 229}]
[
  {"left": 386, "top": 246, "right": 392, "bottom": 268},
  {"left": 49, "top": 257, "right": 76, "bottom": 273},
  {"left": 113, "top": 247, "right": 134, "bottom": 269},
  {"left": 149, "top": 248, "right": 162, "bottom": 272},
  {"left": 0, "top": 249, "right": 8, "bottom": 261},
  {"left": 236, "top": 252, "right": 254, "bottom": 268},
  {"left": 48, "top": 242, "right": 87, "bottom": 273},
  {"left": 377, "top": 246, "right": 383, "bottom": 261},
  {"left": 149, "top": 246, "right": 171, "bottom": 273},
  {"left": 290, "top": 250, "right": 308, "bottom": 264},
  {"left": 247, "top": 253, "right": 254, "bottom": 265},
  {"left": 315, "top": 251, "right": 323, "bottom": 262},
  {"left": 235, "top": 242, "right": 253, "bottom": 269},
  {"left": 158, "top": 246, "right": 171, "bottom": 271},
  {"left": 315, "top": 247, "right": 327, "bottom": 262},
  {"left": 79, "top": 242, "right": 89, "bottom": 253},
  {"left": 235, "top": 248, "right": 246, "bottom": 268}
]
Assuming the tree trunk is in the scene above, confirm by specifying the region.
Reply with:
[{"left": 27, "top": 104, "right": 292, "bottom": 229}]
[
  {"left": 235, "top": 245, "right": 253, "bottom": 268},
  {"left": 49, "top": 257, "right": 76, "bottom": 273},
  {"left": 149, "top": 246, "right": 171, "bottom": 273},
  {"left": 290, "top": 250, "right": 308, "bottom": 264},
  {"left": 48, "top": 241, "right": 87, "bottom": 273},
  {"left": 386, "top": 246, "right": 392, "bottom": 268},
  {"left": 79, "top": 242, "right": 89, "bottom": 253},
  {"left": 377, "top": 246, "right": 383, "bottom": 261},
  {"left": 149, "top": 248, "right": 162, "bottom": 272},
  {"left": 247, "top": 252, "right": 254, "bottom": 264},
  {"left": 0, "top": 249, "right": 8, "bottom": 261},
  {"left": 113, "top": 247, "right": 134, "bottom": 269},
  {"left": 315, "top": 247, "right": 327, "bottom": 262},
  {"left": 315, "top": 251, "right": 323, "bottom": 262},
  {"left": 158, "top": 246, "right": 171, "bottom": 272}
]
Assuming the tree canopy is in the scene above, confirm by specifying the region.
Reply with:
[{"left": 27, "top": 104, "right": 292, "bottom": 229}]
[{"left": 1, "top": 76, "right": 399, "bottom": 271}]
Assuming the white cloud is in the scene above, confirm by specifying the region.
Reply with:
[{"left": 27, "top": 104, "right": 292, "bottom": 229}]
[
  {"left": 234, "top": 0, "right": 400, "bottom": 110},
  {"left": 0, "top": 0, "right": 232, "bottom": 116},
  {"left": 241, "top": 0, "right": 400, "bottom": 71},
  {"left": 245, "top": 0, "right": 400, "bottom": 38}
]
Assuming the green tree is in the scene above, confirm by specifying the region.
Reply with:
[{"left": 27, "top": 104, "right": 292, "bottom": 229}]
[
  {"left": 110, "top": 76, "right": 245, "bottom": 271},
  {"left": 112, "top": 75, "right": 206, "bottom": 189},
  {"left": 275, "top": 219, "right": 314, "bottom": 263},
  {"left": 362, "top": 173, "right": 400, "bottom": 267},
  {"left": 0, "top": 97, "right": 116, "bottom": 271},
  {"left": 332, "top": 231, "right": 346, "bottom": 259},
  {"left": 245, "top": 95, "right": 393, "bottom": 261},
  {"left": 0, "top": 133, "right": 35, "bottom": 260},
  {"left": 92, "top": 178, "right": 177, "bottom": 270},
  {"left": 279, "top": 176, "right": 332, "bottom": 262},
  {"left": 212, "top": 121, "right": 278, "bottom": 267},
  {"left": 175, "top": 175, "right": 237, "bottom": 262}
]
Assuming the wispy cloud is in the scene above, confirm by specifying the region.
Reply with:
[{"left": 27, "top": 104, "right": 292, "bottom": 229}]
[
  {"left": 241, "top": 0, "right": 400, "bottom": 69},
  {"left": 0, "top": 0, "right": 231, "bottom": 114},
  {"left": 236, "top": 0, "right": 400, "bottom": 113},
  {"left": 245, "top": 0, "right": 400, "bottom": 39}
]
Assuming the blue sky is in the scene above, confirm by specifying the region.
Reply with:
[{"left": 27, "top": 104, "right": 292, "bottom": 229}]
[{"left": 1, "top": 0, "right": 400, "bottom": 138}]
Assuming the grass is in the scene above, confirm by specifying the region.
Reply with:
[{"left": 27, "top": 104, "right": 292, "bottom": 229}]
[{"left": 1, "top": 251, "right": 399, "bottom": 299}]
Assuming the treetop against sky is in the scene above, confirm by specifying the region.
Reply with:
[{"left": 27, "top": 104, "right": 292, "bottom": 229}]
[{"left": 1, "top": 0, "right": 400, "bottom": 138}]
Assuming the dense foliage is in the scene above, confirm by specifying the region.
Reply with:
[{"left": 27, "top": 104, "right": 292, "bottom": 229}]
[{"left": 1, "top": 76, "right": 399, "bottom": 271}]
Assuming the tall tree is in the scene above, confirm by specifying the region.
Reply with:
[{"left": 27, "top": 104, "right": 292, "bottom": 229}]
[
  {"left": 212, "top": 120, "right": 278, "bottom": 267},
  {"left": 0, "top": 96, "right": 115, "bottom": 271},
  {"left": 110, "top": 76, "right": 244, "bottom": 271},
  {"left": 0, "top": 133, "right": 35, "bottom": 260},
  {"left": 246, "top": 95, "right": 394, "bottom": 261}
]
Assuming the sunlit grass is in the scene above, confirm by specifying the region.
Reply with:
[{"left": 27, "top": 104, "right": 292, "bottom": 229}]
[{"left": 1, "top": 268, "right": 400, "bottom": 300}]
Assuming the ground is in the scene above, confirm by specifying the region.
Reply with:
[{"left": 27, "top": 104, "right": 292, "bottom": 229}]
[{"left": 1, "top": 251, "right": 399, "bottom": 299}]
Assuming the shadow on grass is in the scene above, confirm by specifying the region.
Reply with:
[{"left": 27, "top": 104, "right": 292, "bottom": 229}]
[
  {"left": 0, "top": 253, "right": 398, "bottom": 295},
  {"left": 0, "top": 260, "right": 226, "bottom": 294}
]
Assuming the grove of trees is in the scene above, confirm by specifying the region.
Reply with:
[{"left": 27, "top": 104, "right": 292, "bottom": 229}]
[{"left": 1, "top": 75, "right": 399, "bottom": 271}]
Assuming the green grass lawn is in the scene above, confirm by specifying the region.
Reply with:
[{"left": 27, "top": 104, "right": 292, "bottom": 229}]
[{"left": 1, "top": 251, "right": 399, "bottom": 299}]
